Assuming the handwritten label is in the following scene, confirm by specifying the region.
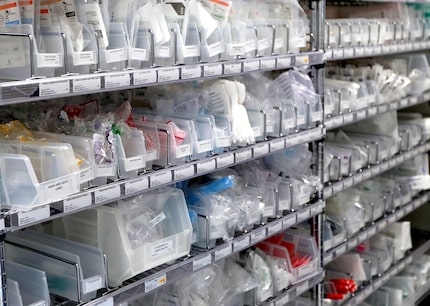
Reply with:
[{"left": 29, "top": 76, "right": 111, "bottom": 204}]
[
  {"left": 203, "top": 64, "right": 223, "bottom": 77},
  {"left": 215, "top": 244, "right": 232, "bottom": 261},
  {"left": 270, "top": 139, "right": 285, "bottom": 152},
  {"left": 253, "top": 143, "right": 270, "bottom": 157},
  {"left": 268, "top": 221, "right": 283, "bottom": 236},
  {"left": 173, "top": 164, "right": 195, "bottom": 181},
  {"left": 133, "top": 70, "right": 157, "bottom": 85},
  {"left": 73, "top": 76, "right": 101, "bottom": 93},
  {"left": 251, "top": 228, "right": 267, "bottom": 244},
  {"left": 105, "top": 73, "right": 130, "bottom": 88},
  {"left": 158, "top": 68, "right": 180, "bottom": 82},
  {"left": 63, "top": 193, "right": 92, "bottom": 213},
  {"left": 277, "top": 56, "right": 292, "bottom": 68},
  {"left": 145, "top": 273, "right": 167, "bottom": 293},
  {"left": 95, "top": 185, "right": 121, "bottom": 204},
  {"left": 197, "top": 159, "right": 216, "bottom": 174},
  {"left": 151, "top": 170, "right": 172, "bottom": 187},
  {"left": 243, "top": 59, "right": 260, "bottom": 72},
  {"left": 235, "top": 149, "right": 252, "bottom": 163},
  {"left": 233, "top": 236, "right": 250, "bottom": 252},
  {"left": 181, "top": 65, "right": 202, "bottom": 79},
  {"left": 193, "top": 254, "right": 212, "bottom": 271},
  {"left": 216, "top": 153, "right": 234, "bottom": 168},
  {"left": 224, "top": 62, "right": 242, "bottom": 74},
  {"left": 125, "top": 177, "right": 149, "bottom": 195},
  {"left": 39, "top": 79, "right": 70, "bottom": 96},
  {"left": 17, "top": 205, "right": 50, "bottom": 226},
  {"left": 260, "top": 58, "right": 276, "bottom": 69}
]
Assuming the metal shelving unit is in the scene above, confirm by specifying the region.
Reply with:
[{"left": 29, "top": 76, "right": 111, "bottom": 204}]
[
  {"left": 324, "top": 141, "right": 430, "bottom": 199},
  {"left": 324, "top": 191, "right": 430, "bottom": 264},
  {"left": 339, "top": 237, "right": 430, "bottom": 306},
  {"left": 325, "top": 92, "right": 430, "bottom": 131}
]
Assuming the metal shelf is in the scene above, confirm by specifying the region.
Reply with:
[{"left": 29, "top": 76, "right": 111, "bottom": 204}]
[
  {"left": 260, "top": 271, "right": 325, "bottom": 306},
  {"left": 73, "top": 200, "right": 324, "bottom": 306},
  {"left": 0, "top": 126, "right": 324, "bottom": 233},
  {"left": 323, "top": 191, "right": 430, "bottom": 264},
  {"left": 0, "top": 51, "right": 324, "bottom": 105},
  {"left": 324, "top": 141, "right": 430, "bottom": 199},
  {"left": 340, "top": 238, "right": 430, "bottom": 306},
  {"left": 326, "top": 41, "right": 430, "bottom": 61},
  {"left": 325, "top": 92, "right": 430, "bottom": 131}
]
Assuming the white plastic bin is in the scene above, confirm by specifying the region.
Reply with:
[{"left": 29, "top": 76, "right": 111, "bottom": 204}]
[
  {"left": 0, "top": 140, "right": 80, "bottom": 209},
  {"left": 60, "top": 187, "right": 193, "bottom": 287},
  {"left": 114, "top": 129, "right": 147, "bottom": 178}
]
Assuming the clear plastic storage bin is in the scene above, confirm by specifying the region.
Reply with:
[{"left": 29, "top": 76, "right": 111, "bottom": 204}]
[
  {"left": 5, "top": 260, "right": 50, "bottom": 306},
  {"left": 7, "top": 229, "right": 108, "bottom": 302},
  {"left": 0, "top": 140, "right": 80, "bottom": 209},
  {"left": 59, "top": 187, "right": 193, "bottom": 287}
]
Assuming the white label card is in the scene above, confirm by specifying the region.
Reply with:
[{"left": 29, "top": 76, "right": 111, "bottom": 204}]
[
  {"left": 296, "top": 281, "right": 310, "bottom": 296},
  {"left": 181, "top": 65, "right": 202, "bottom": 80},
  {"left": 224, "top": 62, "right": 242, "bottom": 74},
  {"left": 82, "top": 276, "right": 104, "bottom": 294},
  {"left": 18, "top": 205, "right": 50, "bottom": 226},
  {"left": 94, "top": 185, "right": 121, "bottom": 204},
  {"left": 235, "top": 149, "right": 252, "bottom": 163},
  {"left": 151, "top": 170, "right": 173, "bottom": 187},
  {"left": 193, "top": 254, "right": 212, "bottom": 271},
  {"left": 344, "top": 48, "right": 354, "bottom": 58},
  {"left": 92, "top": 297, "right": 113, "bottom": 306},
  {"left": 283, "top": 215, "right": 297, "bottom": 229},
  {"left": 296, "top": 55, "right": 310, "bottom": 66},
  {"left": 216, "top": 153, "right": 235, "bottom": 168},
  {"left": 130, "top": 47, "right": 149, "bottom": 61},
  {"left": 297, "top": 209, "right": 310, "bottom": 222},
  {"left": 73, "top": 76, "right": 101, "bottom": 93},
  {"left": 63, "top": 193, "right": 92, "bottom": 213},
  {"left": 173, "top": 164, "right": 195, "bottom": 181},
  {"left": 133, "top": 70, "right": 157, "bottom": 85},
  {"left": 251, "top": 229, "right": 267, "bottom": 244},
  {"left": 151, "top": 240, "right": 173, "bottom": 258},
  {"left": 105, "top": 73, "right": 130, "bottom": 89},
  {"left": 378, "top": 105, "right": 388, "bottom": 113},
  {"left": 204, "top": 64, "right": 223, "bottom": 77},
  {"left": 277, "top": 56, "right": 292, "bottom": 68},
  {"left": 355, "top": 48, "right": 365, "bottom": 57},
  {"left": 332, "top": 49, "right": 344, "bottom": 59},
  {"left": 39, "top": 79, "right": 70, "bottom": 97},
  {"left": 215, "top": 244, "right": 232, "bottom": 261},
  {"left": 368, "top": 107, "right": 378, "bottom": 116},
  {"left": 243, "top": 59, "right": 260, "bottom": 72},
  {"left": 158, "top": 68, "right": 180, "bottom": 82},
  {"left": 125, "top": 177, "right": 149, "bottom": 195},
  {"left": 145, "top": 273, "right": 167, "bottom": 293},
  {"left": 253, "top": 143, "right": 269, "bottom": 157},
  {"left": 332, "top": 183, "right": 343, "bottom": 195},
  {"left": 233, "top": 236, "right": 250, "bottom": 252},
  {"left": 344, "top": 113, "right": 354, "bottom": 124},
  {"left": 270, "top": 139, "right": 285, "bottom": 152},
  {"left": 260, "top": 58, "right": 276, "bottom": 69},
  {"left": 268, "top": 221, "right": 283, "bottom": 236},
  {"left": 105, "top": 48, "right": 127, "bottom": 63},
  {"left": 37, "top": 53, "right": 62, "bottom": 67},
  {"left": 197, "top": 159, "right": 216, "bottom": 174},
  {"left": 343, "top": 177, "right": 354, "bottom": 189},
  {"left": 276, "top": 294, "right": 290, "bottom": 306}
]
